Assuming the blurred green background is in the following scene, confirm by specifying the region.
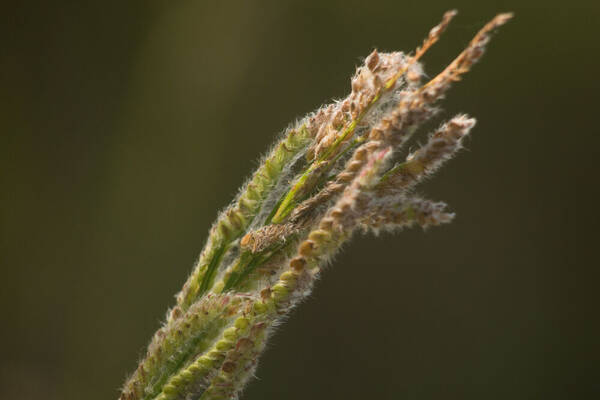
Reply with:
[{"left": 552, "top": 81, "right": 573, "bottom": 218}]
[{"left": 2, "top": 1, "right": 599, "bottom": 399}]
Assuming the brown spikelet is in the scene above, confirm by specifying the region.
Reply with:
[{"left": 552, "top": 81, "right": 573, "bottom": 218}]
[
  {"left": 413, "top": 10, "right": 458, "bottom": 62},
  {"left": 376, "top": 114, "right": 476, "bottom": 195},
  {"left": 360, "top": 197, "right": 455, "bottom": 233},
  {"left": 421, "top": 13, "right": 513, "bottom": 99}
]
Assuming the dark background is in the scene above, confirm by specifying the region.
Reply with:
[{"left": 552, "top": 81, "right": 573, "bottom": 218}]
[{"left": 2, "top": 1, "right": 599, "bottom": 399}]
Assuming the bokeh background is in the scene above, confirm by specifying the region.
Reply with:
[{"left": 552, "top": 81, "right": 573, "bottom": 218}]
[{"left": 2, "top": 1, "right": 599, "bottom": 399}]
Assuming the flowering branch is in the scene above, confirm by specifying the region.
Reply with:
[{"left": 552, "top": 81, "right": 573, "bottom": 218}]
[{"left": 119, "top": 10, "right": 512, "bottom": 400}]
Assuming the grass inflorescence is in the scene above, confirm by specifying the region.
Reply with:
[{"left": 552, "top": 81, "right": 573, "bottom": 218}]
[{"left": 119, "top": 10, "right": 512, "bottom": 400}]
